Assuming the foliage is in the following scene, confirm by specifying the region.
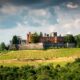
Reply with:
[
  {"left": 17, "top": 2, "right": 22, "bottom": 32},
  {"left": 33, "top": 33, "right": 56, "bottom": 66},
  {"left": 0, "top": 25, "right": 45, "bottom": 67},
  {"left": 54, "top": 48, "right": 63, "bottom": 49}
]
[
  {"left": 75, "top": 34, "right": 80, "bottom": 47},
  {"left": 75, "top": 58, "right": 80, "bottom": 63},
  {"left": 12, "top": 35, "right": 20, "bottom": 44},
  {"left": 64, "top": 34, "right": 76, "bottom": 43},
  {"left": 11, "top": 35, "right": 20, "bottom": 50},
  {"left": 0, "top": 42, "right": 6, "bottom": 51},
  {"left": 0, "top": 59, "right": 80, "bottom": 80},
  {"left": 31, "top": 32, "right": 40, "bottom": 43}
]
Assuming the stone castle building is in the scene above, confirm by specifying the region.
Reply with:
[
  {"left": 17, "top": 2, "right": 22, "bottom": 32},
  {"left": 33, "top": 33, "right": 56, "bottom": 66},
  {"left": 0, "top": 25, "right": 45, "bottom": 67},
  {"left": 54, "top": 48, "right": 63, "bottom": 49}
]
[
  {"left": 9, "top": 32, "right": 75, "bottom": 50},
  {"left": 27, "top": 32, "right": 64, "bottom": 48},
  {"left": 27, "top": 32, "right": 64, "bottom": 44}
]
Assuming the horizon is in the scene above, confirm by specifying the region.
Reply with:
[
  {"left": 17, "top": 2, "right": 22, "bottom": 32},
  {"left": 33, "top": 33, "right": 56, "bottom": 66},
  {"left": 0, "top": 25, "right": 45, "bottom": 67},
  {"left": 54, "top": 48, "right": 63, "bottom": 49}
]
[{"left": 0, "top": 0, "right": 80, "bottom": 44}]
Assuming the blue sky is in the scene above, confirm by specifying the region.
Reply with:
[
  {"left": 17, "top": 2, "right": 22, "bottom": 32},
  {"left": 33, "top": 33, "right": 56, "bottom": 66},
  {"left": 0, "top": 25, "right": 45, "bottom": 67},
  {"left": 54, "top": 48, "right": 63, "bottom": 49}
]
[{"left": 0, "top": 0, "right": 80, "bottom": 44}]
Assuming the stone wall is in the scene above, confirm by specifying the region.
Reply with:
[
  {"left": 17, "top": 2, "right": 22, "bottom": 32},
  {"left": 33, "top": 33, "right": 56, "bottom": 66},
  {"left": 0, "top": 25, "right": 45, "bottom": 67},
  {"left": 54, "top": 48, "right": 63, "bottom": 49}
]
[
  {"left": 43, "top": 43, "right": 64, "bottom": 48},
  {"left": 9, "top": 43, "right": 76, "bottom": 50},
  {"left": 65, "top": 43, "right": 76, "bottom": 48},
  {"left": 19, "top": 43, "right": 44, "bottom": 50}
]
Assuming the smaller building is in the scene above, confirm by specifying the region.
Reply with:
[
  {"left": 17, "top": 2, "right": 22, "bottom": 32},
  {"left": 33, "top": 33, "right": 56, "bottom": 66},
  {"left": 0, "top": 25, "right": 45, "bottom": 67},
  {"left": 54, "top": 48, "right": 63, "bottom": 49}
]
[{"left": 9, "top": 36, "right": 26, "bottom": 50}]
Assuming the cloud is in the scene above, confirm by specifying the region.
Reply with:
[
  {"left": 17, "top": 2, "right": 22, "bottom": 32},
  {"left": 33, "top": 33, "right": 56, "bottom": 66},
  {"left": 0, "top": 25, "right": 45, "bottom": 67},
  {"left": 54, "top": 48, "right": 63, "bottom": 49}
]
[
  {"left": 66, "top": 2, "right": 79, "bottom": 9},
  {"left": 48, "top": 25, "right": 57, "bottom": 32},
  {"left": 47, "top": 5, "right": 80, "bottom": 35},
  {"left": 28, "top": 9, "right": 48, "bottom": 16},
  {"left": 22, "top": 7, "right": 58, "bottom": 27},
  {"left": 0, "top": 0, "right": 80, "bottom": 9},
  {"left": 0, "top": 5, "right": 23, "bottom": 15},
  {"left": 0, "top": 0, "right": 80, "bottom": 29}
]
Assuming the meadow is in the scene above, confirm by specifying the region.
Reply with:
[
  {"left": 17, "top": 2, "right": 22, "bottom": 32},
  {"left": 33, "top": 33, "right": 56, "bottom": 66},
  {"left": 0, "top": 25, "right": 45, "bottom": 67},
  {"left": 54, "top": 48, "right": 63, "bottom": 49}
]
[{"left": 0, "top": 48, "right": 80, "bottom": 66}]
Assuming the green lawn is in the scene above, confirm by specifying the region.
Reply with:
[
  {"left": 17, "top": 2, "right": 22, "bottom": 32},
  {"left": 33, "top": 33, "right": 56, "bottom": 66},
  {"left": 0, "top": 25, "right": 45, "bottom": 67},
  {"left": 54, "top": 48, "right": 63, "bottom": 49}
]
[
  {"left": 0, "top": 48, "right": 80, "bottom": 66},
  {"left": 0, "top": 48, "right": 80, "bottom": 60}
]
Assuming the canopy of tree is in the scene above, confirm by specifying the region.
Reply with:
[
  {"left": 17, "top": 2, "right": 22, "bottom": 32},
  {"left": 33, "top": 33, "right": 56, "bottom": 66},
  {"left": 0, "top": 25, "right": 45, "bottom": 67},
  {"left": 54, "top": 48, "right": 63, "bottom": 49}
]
[
  {"left": 31, "top": 32, "right": 40, "bottom": 43},
  {"left": 12, "top": 35, "right": 20, "bottom": 44},
  {"left": 11, "top": 35, "right": 20, "bottom": 50},
  {"left": 75, "top": 34, "right": 80, "bottom": 47},
  {"left": 64, "top": 34, "right": 76, "bottom": 43},
  {"left": 0, "top": 42, "right": 6, "bottom": 51}
]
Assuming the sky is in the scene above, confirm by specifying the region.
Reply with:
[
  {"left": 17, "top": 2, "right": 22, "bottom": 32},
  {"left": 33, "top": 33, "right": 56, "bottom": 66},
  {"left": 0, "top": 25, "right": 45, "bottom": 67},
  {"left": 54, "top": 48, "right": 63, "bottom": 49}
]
[{"left": 0, "top": 0, "right": 80, "bottom": 44}]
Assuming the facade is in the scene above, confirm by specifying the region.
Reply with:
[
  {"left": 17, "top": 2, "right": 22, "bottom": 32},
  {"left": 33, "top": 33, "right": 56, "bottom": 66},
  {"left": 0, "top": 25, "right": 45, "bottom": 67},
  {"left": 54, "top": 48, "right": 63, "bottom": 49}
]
[
  {"left": 27, "top": 32, "right": 64, "bottom": 43},
  {"left": 27, "top": 32, "right": 64, "bottom": 48}
]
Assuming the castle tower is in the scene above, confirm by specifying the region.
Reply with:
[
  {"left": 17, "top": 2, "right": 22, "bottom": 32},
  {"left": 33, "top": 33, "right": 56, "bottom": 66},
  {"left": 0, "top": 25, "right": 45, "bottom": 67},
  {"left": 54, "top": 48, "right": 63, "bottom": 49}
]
[{"left": 27, "top": 32, "right": 32, "bottom": 43}]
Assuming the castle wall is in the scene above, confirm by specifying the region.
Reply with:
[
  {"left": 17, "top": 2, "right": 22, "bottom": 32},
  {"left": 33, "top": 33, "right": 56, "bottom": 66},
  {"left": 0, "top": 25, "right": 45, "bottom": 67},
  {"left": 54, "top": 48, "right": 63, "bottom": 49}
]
[{"left": 19, "top": 43, "right": 44, "bottom": 50}]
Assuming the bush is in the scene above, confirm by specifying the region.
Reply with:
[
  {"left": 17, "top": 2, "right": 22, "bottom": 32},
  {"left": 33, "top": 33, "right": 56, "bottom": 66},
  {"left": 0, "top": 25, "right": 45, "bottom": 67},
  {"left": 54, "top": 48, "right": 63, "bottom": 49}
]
[
  {"left": 36, "top": 75, "right": 53, "bottom": 80},
  {"left": 0, "top": 60, "right": 80, "bottom": 80},
  {"left": 75, "top": 58, "right": 80, "bottom": 63}
]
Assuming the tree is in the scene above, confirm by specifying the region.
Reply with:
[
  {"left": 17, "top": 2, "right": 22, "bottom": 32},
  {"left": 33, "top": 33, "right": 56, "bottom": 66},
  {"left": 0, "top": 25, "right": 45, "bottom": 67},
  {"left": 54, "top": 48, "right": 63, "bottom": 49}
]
[
  {"left": 75, "top": 34, "right": 80, "bottom": 47},
  {"left": 64, "top": 34, "right": 75, "bottom": 43},
  {"left": 31, "top": 32, "right": 40, "bottom": 43},
  {"left": 0, "top": 42, "right": 6, "bottom": 50},
  {"left": 12, "top": 35, "right": 20, "bottom": 44},
  {"left": 11, "top": 35, "right": 20, "bottom": 50}
]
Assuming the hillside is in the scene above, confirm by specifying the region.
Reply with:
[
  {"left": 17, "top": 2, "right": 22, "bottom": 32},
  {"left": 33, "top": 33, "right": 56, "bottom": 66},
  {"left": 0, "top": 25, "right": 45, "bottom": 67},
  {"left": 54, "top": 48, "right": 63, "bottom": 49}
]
[{"left": 0, "top": 48, "right": 80, "bottom": 66}]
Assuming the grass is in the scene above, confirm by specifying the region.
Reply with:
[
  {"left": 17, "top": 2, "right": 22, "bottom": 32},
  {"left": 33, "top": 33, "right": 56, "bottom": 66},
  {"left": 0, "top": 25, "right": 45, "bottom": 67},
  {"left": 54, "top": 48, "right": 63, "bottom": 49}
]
[
  {"left": 0, "top": 60, "right": 69, "bottom": 67},
  {"left": 0, "top": 48, "right": 80, "bottom": 66},
  {"left": 0, "top": 48, "right": 80, "bottom": 60}
]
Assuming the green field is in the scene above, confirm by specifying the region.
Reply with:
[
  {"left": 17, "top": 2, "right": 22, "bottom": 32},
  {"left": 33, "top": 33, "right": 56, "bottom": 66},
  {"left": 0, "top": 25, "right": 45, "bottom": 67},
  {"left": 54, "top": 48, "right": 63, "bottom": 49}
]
[{"left": 0, "top": 48, "right": 80, "bottom": 66}]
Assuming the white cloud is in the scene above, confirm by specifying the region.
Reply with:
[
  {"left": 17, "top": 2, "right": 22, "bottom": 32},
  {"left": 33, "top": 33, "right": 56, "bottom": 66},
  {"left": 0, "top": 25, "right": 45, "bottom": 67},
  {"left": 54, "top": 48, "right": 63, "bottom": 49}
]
[
  {"left": 66, "top": 31, "right": 72, "bottom": 34},
  {"left": 48, "top": 25, "right": 57, "bottom": 32},
  {"left": 28, "top": 9, "right": 48, "bottom": 16},
  {"left": 0, "top": 4, "right": 26, "bottom": 15},
  {"left": 51, "top": 6, "right": 80, "bottom": 34},
  {"left": 66, "top": 2, "right": 79, "bottom": 9},
  {"left": 0, "top": 5, "right": 17, "bottom": 14}
]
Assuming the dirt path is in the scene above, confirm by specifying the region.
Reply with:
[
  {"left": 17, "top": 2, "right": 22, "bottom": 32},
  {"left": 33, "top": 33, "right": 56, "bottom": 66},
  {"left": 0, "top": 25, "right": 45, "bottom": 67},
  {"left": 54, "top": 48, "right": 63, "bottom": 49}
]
[{"left": 0, "top": 56, "right": 79, "bottom": 64}]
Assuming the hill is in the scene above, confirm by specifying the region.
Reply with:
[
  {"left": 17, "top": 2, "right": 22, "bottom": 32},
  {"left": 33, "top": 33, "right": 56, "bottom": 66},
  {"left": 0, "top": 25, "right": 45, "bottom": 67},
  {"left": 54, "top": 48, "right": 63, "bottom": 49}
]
[{"left": 0, "top": 48, "right": 80, "bottom": 66}]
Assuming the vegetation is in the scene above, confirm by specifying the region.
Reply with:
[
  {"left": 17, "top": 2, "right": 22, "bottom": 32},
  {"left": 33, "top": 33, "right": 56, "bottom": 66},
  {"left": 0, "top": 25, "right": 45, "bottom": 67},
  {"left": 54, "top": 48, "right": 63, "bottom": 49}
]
[
  {"left": 0, "top": 59, "right": 80, "bottom": 80},
  {"left": 12, "top": 35, "right": 20, "bottom": 44},
  {"left": 0, "top": 48, "right": 80, "bottom": 60},
  {"left": 31, "top": 32, "right": 40, "bottom": 43},
  {"left": 11, "top": 35, "right": 20, "bottom": 50},
  {"left": 0, "top": 42, "right": 6, "bottom": 51},
  {"left": 63, "top": 34, "right": 80, "bottom": 48},
  {"left": 75, "top": 34, "right": 80, "bottom": 47},
  {"left": 64, "top": 34, "right": 76, "bottom": 43},
  {"left": 0, "top": 48, "right": 80, "bottom": 66}
]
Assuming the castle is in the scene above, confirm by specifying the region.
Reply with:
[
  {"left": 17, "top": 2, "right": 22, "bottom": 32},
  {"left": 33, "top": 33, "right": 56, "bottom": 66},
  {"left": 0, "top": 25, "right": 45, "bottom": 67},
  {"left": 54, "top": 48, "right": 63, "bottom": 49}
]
[
  {"left": 9, "top": 32, "right": 75, "bottom": 50},
  {"left": 27, "top": 32, "right": 64, "bottom": 44},
  {"left": 27, "top": 32, "right": 64, "bottom": 47}
]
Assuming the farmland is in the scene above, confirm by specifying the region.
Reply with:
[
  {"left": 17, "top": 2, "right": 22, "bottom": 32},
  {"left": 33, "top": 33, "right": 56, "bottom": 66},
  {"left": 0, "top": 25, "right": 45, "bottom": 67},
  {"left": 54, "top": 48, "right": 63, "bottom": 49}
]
[{"left": 0, "top": 48, "right": 80, "bottom": 66}]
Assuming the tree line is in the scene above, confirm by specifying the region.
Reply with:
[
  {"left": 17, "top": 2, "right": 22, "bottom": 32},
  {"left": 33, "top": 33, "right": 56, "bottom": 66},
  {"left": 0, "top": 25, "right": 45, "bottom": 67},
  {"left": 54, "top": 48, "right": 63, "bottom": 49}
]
[
  {"left": 0, "top": 58, "right": 80, "bottom": 80},
  {"left": 64, "top": 34, "right": 80, "bottom": 47}
]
